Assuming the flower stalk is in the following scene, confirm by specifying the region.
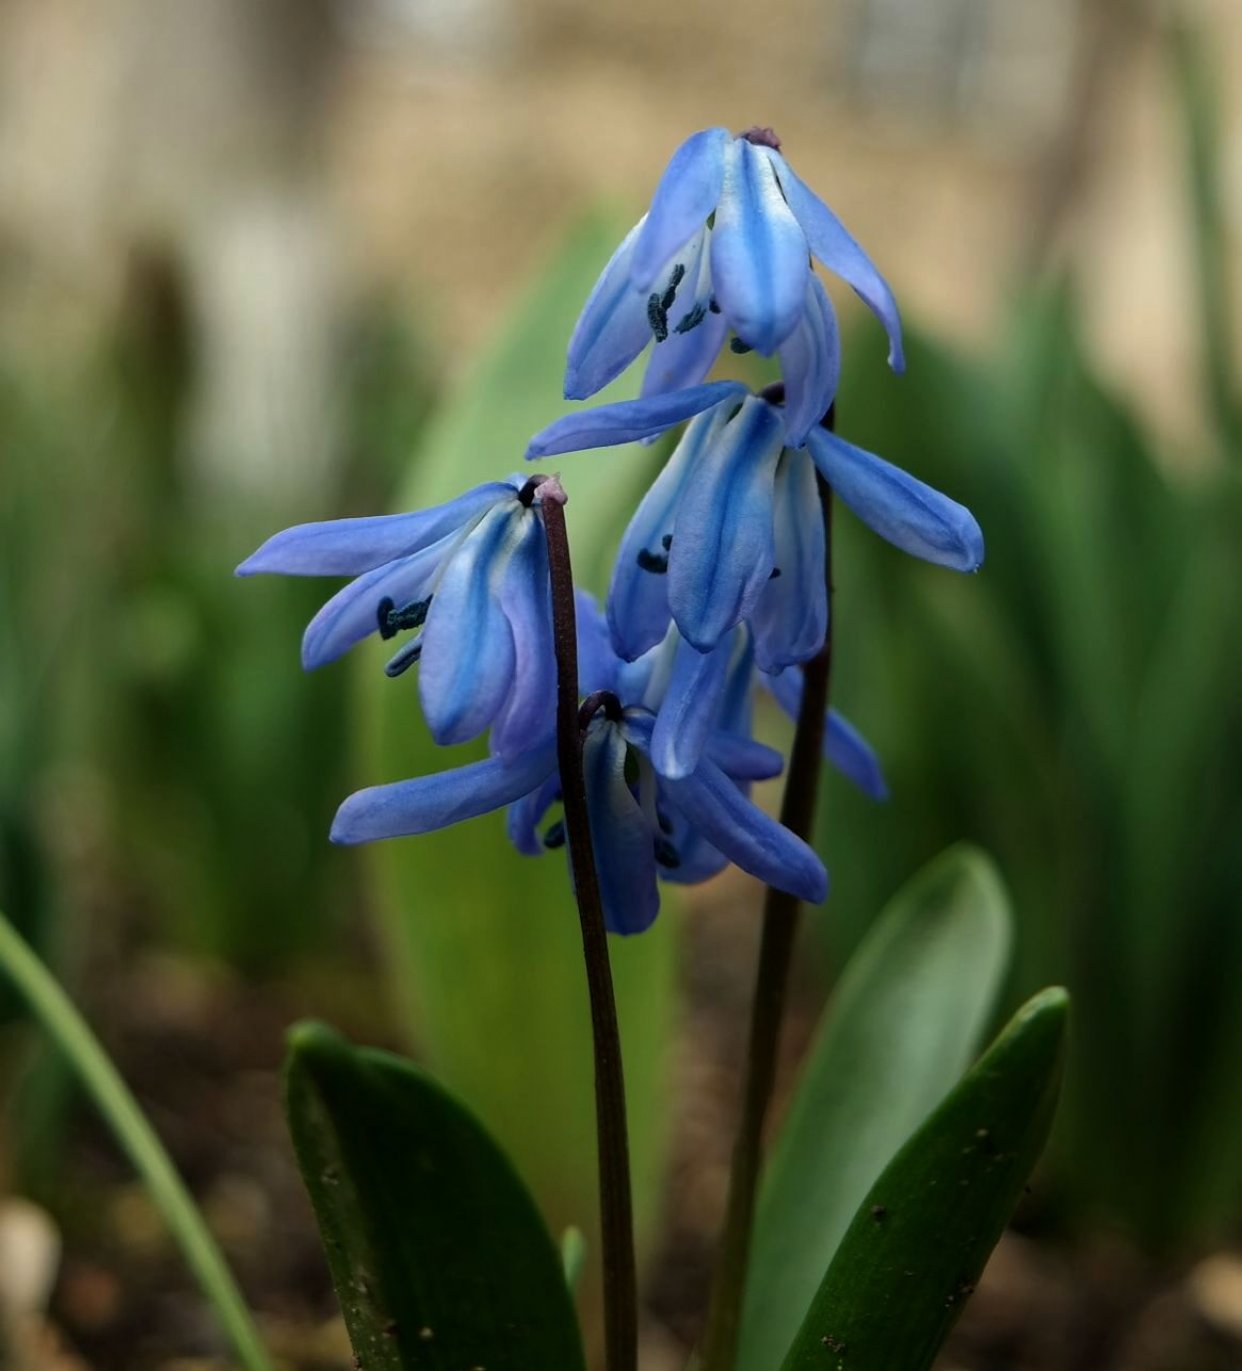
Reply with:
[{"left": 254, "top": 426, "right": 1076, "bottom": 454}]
[
  {"left": 699, "top": 414, "right": 837, "bottom": 1371},
  {"left": 539, "top": 480, "right": 638, "bottom": 1371}
]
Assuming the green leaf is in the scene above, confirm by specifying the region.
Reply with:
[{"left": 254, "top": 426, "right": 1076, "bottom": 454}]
[
  {"left": 779, "top": 987, "right": 1069, "bottom": 1371},
  {"left": 737, "top": 846, "right": 1012, "bottom": 1371},
  {"left": 355, "top": 212, "right": 678, "bottom": 1320},
  {"left": 0, "top": 910, "right": 273, "bottom": 1371},
  {"left": 284, "top": 1021, "right": 587, "bottom": 1371}
]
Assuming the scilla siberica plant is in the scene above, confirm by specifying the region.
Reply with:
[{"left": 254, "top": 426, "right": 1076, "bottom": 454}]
[{"left": 241, "top": 125, "right": 986, "bottom": 1371}]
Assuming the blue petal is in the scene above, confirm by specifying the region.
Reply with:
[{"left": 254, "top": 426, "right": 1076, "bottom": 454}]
[
  {"left": 526, "top": 381, "right": 747, "bottom": 459},
  {"left": 716, "top": 629, "right": 757, "bottom": 737},
  {"left": 331, "top": 744, "right": 558, "bottom": 844},
  {"left": 764, "top": 669, "right": 888, "bottom": 801},
  {"left": 607, "top": 404, "right": 728, "bottom": 660},
  {"left": 630, "top": 127, "right": 730, "bottom": 292},
  {"left": 236, "top": 482, "right": 514, "bottom": 577},
  {"left": 711, "top": 138, "right": 810, "bottom": 355},
  {"left": 650, "top": 635, "right": 731, "bottom": 780},
  {"left": 778, "top": 275, "right": 841, "bottom": 446},
  {"left": 667, "top": 396, "right": 783, "bottom": 651},
  {"left": 704, "top": 731, "right": 784, "bottom": 780},
  {"left": 300, "top": 535, "right": 450, "bottom": 669},
  {"left": 576, "top": 590, "right": 622, "bottom": 696},
  {"left": 663, "top": 755, "right": 828, "bottom": 903},
  {"left": 564, "top": 218, "right": 653, "bottom": 401},
  {"left": 418, "top": 505, "right": 519, "bottom": 747},
  {"left": 582, "top": 724, "right": 661, "bottom": 935},
  {"left": 764, "top": 148, "right": 905, "bottom": 372},
  {"left": 750, "top": 447, "right": 827, "bottom": 672},
  {"left": 805, "top": 428, "right": 984, "bottom": 571},
  {"left": 506, "top": 770, "right": 563, "bottom": 856},
  {"left": 489, "top": 516, "right": 556, "bottom": 763}
]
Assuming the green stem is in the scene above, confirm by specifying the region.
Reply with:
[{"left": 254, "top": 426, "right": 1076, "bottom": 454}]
[{"left": 0, "top": 910, "right": 274, "bottom": 1371}]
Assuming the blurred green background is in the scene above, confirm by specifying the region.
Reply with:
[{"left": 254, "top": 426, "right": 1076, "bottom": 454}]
[{"left": 1, "top": 0, "right": 1240, "bottom": 1367}]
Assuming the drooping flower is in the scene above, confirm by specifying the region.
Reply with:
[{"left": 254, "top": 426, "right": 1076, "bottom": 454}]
[
  {"left": 528, "top": 383, "right": 983, "bottom": 662},
  {"left": 236, "top": 477, "right": 556, "bottom": 762},
  {"left": 330, "top": 596, "right": 829, "bottom": 935},
  {"left": 564, "top": 125, "right": 901, "bottom": 445}
]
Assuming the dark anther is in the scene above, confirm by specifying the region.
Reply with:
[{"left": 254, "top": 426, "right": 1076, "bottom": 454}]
[
  {"left": 384, "top": 639, "right": 423, "bottom": 678},
  {"left": 656, "top": 809, "right": 674, "bottom": 835},
  {"left": 377, "top": 594, "right": 432, "bottom": 640},
  {"left": 636, "top": 547, "right": 669, "bottom": 575},
  {"left": 661, "top": 533, "right": 672, "bottom": 550},
  {"left": 739, "top": 125, "right": 782, "bottom": 151},
  {"left": 759, "top": 381, "right": 787, "bottom": 406},
  {"left": 674, "top": 302, "right": 707, "bottom": 335},
  {"left": 709, "top": 297, "right": 721, "bottom": 314},
  {"left": 769, "top": 567, "right": 782, "bottom": 579},
  {"left": 517, "top": 475, "right": 544, "bottom": 507},
  {"left": 543, "top": 820, "right": 566, "bottom": 850},
  {"left": 647, "top": 293, "right": 669, "bottom": 343},
  {"left": 654, "top": 835, "right": 681, "bottom": 869},
  {"left": 578, "top": 689, "right": 624, "bottom": 732},
  {"left": 730, "top": 337, "right": 753, "bottom": 355},
  {"left": 661, "top": 263, "right": 685, "bottom": 311}
]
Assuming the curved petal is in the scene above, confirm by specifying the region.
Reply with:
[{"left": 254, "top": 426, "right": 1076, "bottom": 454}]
[
  {"left": 641, "top": 305, "right": 727, "bottom": 398},
  {"left": 826, "top": 710, "right": 889, "bottom": 802},
  {"left": 764, "top": 668, "right": 888, "bottom": 800},
  {"left": 576, "top": 590, "right": 622, "bottom": 696},
  {"left": 650, "top": 635, "right": 731, "bottom": 779},
  {"left": 236, "top": 482, "right": 514, "bottom": 577},
  {"left": 564, "top": 217, "right": 653, "bottom": 400},
  {"left": 750, "top": 447, "right": 827, "bottom": 672},
  {"left": 582, "top": 725, "right": 661, "bottom": 935},
  {"left": 331, "top": 744, "right": 558, "bottom": 844},
  {"left": 418, "top": 506, "right": 520, "bottom": 747},
  {"left": 716, "top": 629, "right": 757, "bottom": 737},
  {"left": 607, "top": 404, "right": 728, "bottom": 660},
  {"left": 663, "top": 755, "right": 828, "bottom": 903},
  {"left": 764, "top": 148, "right": 905, "bottom": 372},
  {"left": 300, "top": 535, "right": 450, "bottom": 669},
  {"left": 805, "top": 428, "right": 984, "bottom": 571},
  {"left": 526, "top": 381, "right": 747, "bottom": 460},
  {"left": 667, "top": 396, "right": 782, "bottom": 651},
  {"left": 489, "top": 517, "right": 556, "bottom": 762},
  {"left": 704, "top": 731, "right": 784, "bottom": 781},
  {"left": 506, "top": 770, "right": 563, "bottom": 856},
  {"left": 630, "top": 127, "right": 730, "bottom": 292},
  {"left": 711, "top": 138, "right": 810, "bottom": 355},
  {"left": 778, "top": 275, "right": 841, "bottom": 446}
]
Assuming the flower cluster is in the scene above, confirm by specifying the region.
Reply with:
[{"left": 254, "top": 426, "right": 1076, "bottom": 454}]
[{"left": 239, "top": 125, "right": 983, "bottom": 934}]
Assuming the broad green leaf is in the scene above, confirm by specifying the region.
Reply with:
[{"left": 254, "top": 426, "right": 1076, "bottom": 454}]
[
  {"left": 284, "top": 1021, "right": 587, "bottom": 1371},
  {"left": 355, "top": 213, "right": 678, "bottom": 1328},
  {"left": 737, "top": 846, "right": 1012, "bottom": 1371},
  {"left": 779, "top": 987, "right": 1068, "bottom": 1371}
]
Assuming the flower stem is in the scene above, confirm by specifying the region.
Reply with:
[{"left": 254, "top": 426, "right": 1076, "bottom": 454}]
[
  {"left": 700, "top": 442, "right": 836, "bottom": 1371},
  {"left": 540, "top": 488, "right": 638, "bottom": 1371}
]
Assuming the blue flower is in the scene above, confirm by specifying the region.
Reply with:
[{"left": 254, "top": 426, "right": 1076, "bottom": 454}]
[
  {"left": 564, "top": 125, "right": 900, "bottom": 444},
  {"left": 528, "top": 384, "right": 983, "bottom": 661},
  {"left": 331, "top": 596, "right": 829, "bottom": 935},
  {"left": 236, "top": 477, "right": 557, "bottom": 762}
]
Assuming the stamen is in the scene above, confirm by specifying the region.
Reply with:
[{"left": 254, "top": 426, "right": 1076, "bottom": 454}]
[
  {"left": 384, "top": 639, "right": 423, "bottom": 677},
  {"left": 377, "top": 594, "right": 432, "bottom": 640},
  {"left": 543, "top": 820, "right": 566, "bottom": 850},
  {"left": 708, "top": 297, "right": 721, "bottom": 314},
  {"left": 647, "top": 293, "right": 669, "bottom": 343},
  {"left": 673, "top": 302, "right": 707, "bottom": 335},
  {"left": 636, "top": 547, "right": 668, "bottom": 574},
  {"left": 661, "top": 263, "right": 685, "bottom": 312},
  {"left": 769, "top": 567, "right": 782, "bottom": 579},
  {"left": 730, "top": 338, "right": 753, "bottom": 355},
  {"left": 654, "top": 836, "right": 681, "bottom": 870}
]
